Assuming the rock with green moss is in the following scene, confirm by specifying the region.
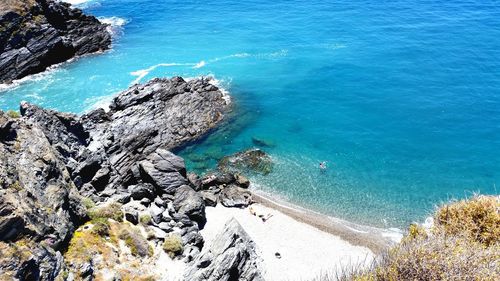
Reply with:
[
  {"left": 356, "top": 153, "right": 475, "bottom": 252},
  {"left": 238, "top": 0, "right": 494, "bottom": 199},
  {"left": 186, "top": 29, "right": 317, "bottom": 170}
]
[{"left": 218, "top": 148, "right": 273, "bottom": 175}]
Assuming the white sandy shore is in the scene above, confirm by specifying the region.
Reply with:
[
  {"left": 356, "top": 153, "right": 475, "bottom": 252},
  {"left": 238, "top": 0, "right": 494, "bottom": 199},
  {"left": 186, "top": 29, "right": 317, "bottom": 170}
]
[{"left": 201, "top": 203, "right": 375, "bottom": 281}]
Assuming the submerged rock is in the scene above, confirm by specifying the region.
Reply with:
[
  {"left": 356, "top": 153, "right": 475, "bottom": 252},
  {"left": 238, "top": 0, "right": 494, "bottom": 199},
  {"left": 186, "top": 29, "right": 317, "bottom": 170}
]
[
  {"left": 0, "top": 0, "right": 111, "bottom": 83},
  {"left": 185, "top": 218, "right": 264, "bottom": 281},
  {"left": 218, "top": 148, "right": 273, "bottom": 175}
]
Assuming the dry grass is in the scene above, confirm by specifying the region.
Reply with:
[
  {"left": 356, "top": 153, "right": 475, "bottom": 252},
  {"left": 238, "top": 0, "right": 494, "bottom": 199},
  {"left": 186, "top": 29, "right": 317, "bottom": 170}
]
[
  {"left": 163, "top": 234, "right": 183, "bottom": 258},
  {"left": 310, "top": 195, "right": 500, "bottom": 281},
  {"left": 0, "top": 0, "right": 37, "bottom": 14},
  {"left": 88, "top": 202, "right": 124, "bottom": 222},
  {"left": 435, "top": 195, "right": 499, "bottom": 246},
  {"left": 118, "top": 227, "right": 152, "bottom": 257}
]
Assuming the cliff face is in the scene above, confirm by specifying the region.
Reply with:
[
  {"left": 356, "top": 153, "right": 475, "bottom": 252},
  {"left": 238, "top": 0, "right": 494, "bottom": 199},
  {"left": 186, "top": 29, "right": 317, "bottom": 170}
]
[{"left": 0, "top": 0, "right": 111, "bottom": 84}]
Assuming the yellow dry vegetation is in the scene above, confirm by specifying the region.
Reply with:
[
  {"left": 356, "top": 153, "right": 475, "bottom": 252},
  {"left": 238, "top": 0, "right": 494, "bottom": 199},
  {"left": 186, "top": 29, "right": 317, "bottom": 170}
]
[
  {"left": 0, "top": 0, "right": 37, "bottom": 14},
  {"left": 349, "top": 195, "right": 500, "bottom": 281},
  {"left": 64, "top": 219, "right": 157, "bottom": 281}
]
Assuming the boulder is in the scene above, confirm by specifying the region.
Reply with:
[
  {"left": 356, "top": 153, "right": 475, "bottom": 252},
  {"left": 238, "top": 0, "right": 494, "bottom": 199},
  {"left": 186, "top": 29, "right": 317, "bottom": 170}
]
[
  {"left": 200, "top": 191, "right": 218, "bottom": 207},
  {"left": 184, "top": 218, "right": 264, "bottom": 281},
  {"left": 139, "top": 149, "right": 188, "bottom": 194},
  {"left": 173, "top": 185, "right": 206, "bottom": 227},
  {"left": 234, "top": 174, "right": 250, "bottom": 188},
  {"left": 129, "top": 183, "right": 155, "bottom": 200},
  {"left": 219, "top": 185, "right": 253, "bottom": 208}
]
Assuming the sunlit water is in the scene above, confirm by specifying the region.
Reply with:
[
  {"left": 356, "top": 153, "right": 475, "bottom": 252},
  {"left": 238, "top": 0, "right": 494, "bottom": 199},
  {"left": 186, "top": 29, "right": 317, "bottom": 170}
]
[{"left": 1, "top": 0, "right": 499, "bottom": 228}]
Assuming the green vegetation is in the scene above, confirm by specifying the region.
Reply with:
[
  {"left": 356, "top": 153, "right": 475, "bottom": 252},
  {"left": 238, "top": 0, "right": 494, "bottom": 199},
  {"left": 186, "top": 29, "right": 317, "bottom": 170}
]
[
  {"left": 91, "top": 218, "right": 110, "bottom": 237},
  {"left": 88, "top": 202, "right": 123, "bottom": 222},
  {"left": 8, "top": 181, "right": 22, "bottom": 191},
  {"left": 163, "top": 234, "right": 183, "bottom": 258},
  {"left": 139, "top": 214, "right": 152, "bottom": 225},
  {"left": 312, "top": 195, "right": 500, "bottom": 281},
  {"left": 5, "top": 110, "right": 20, "bottom": 118},
  {"left": 118, "top": 227, "right": 152, "bottom": 257},
  {"left": 81, "top": 197, "right": 95, "bottom": 210}
]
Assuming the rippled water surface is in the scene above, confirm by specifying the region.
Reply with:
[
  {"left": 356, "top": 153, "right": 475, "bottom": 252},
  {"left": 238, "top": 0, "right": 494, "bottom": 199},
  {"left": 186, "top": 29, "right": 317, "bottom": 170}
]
[{"left": 1, "top": 0, "right": 499, "bottom": 227}]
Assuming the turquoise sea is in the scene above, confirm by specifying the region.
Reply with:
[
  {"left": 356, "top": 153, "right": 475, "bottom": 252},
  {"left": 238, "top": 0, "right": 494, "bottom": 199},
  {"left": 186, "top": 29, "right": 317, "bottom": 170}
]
[{"left": 1, "top": 0, "right": 499, "bottom": 228}]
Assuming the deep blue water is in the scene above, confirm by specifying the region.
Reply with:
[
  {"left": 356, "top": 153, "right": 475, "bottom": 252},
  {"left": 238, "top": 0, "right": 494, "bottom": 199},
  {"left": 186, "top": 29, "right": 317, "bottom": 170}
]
[{"left": 1, "top": 0, "right": 499, "bottom": 228}]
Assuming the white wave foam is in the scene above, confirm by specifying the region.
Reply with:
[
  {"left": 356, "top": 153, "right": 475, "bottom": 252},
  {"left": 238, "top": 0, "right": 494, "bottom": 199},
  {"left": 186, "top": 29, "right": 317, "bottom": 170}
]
[
  {"left": 85, "top": 94, "right": 115, "bottom": 113},
  {"left": 130, "top": 63, "right": 195, "bottom": 84},
  {"left": 193, "top": 61, "right": 206, "bottom": 69},
  {"left": 382, "top": 228, "right": 404, "bottom": 243},
  {"left": 0, "top": 62, "right": 66, "bottom": 92},
  {"left": 63, "top": 0, "right": 90, "bottom": 5},
  {"left": 98, "top": 16, "right": 128, "bottom": 37},
  {"left": 207, "top": 76, "right": 231, "bottom": 104}
]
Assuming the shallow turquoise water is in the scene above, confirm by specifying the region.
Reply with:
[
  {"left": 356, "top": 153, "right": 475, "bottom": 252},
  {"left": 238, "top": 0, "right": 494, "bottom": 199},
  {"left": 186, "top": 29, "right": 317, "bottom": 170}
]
[{"left": 1, "top": 0, "right": 499, "bottom": 227}]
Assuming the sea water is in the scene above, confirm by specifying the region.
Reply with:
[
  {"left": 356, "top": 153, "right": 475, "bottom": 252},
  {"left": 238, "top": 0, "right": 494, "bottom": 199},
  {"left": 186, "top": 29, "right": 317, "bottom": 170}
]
[{"left": 1, "top": 0, "right": 499, "bottom": 228}]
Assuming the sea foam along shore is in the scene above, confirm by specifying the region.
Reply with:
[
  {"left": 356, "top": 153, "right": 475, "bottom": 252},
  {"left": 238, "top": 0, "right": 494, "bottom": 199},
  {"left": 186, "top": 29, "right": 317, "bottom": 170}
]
[{"left": 201, "top": 191, "right": 400, "bottom": 281}]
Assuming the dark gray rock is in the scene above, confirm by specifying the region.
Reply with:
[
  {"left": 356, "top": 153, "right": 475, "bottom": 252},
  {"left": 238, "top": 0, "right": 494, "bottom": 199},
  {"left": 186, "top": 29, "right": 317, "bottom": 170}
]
[
  {"left": 0, "top": 0, "right": 111, "bottom": 83},
  {"left": 219, "top": 185, "right": 253, "bottom": 208},
  {"left": 234, "top": 174, "right": 250, "bottom": 188},
  {"left": 124, "top": 211, "right": 139, "bottom": 225},
  {"left": 129, "top": 183, "right": 155, "bottom": 200},
  {"left": 0, "top": 112, "right": 85, "bottom": 246},
  {"left": 139, "top": 149, "right": 187, "bottom": 194},
  {"left": 0, "top": 242, "right": 66, "bottom": 281},
  {"left": 173, "top": 185, "right": 206, "bottom": 227},
  {"left": 184, "top": 218, "right": 264, "bottom": 281},
  {"left": 200, "top": 191, "right": 218, "bottom": 207}
]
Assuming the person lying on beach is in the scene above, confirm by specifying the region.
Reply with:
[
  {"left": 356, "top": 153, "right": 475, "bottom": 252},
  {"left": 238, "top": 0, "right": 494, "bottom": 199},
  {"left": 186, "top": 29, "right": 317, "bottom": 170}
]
[
  {"left": 259, "top": 213, "right": 273, "bottom": 223},
  {"left": 249, "top": 206, "right": 257, "bottom": 216}
]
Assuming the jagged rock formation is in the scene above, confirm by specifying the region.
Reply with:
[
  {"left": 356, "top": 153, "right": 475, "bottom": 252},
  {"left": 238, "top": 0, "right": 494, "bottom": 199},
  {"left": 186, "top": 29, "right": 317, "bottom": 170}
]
[
  {"left": 185, "top": 218, "right": 264, "bottom": 281},
  {"left": 22, "top": 77, "right": 228, "bottom": 202},
  {"left": 0, "top": 77, "right": 239, "bottom": 280},
  {"left": 0, "top": 0, "right": 111, "bottom": 83},
  {"left": 0, "top": 109, "right": 85, "bottom": 280}
]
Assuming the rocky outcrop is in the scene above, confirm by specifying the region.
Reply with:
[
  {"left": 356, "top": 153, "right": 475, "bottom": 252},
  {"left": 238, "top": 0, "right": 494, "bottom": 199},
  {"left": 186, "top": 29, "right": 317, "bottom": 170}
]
[
  {"left": 22, "top": 77, "right": 228, "bottom": 201},
  {"left": 0, "top": 111, "right": 85, "bottom": 246},
  {"left": 185, "top": 218, "right": 264, "bottom": 281},
  {"left": 0, "top": 110, "right": 85, "bottom": 280},
  {"left": 0, "top": 0, "right": 111, "bottom": 83},
  {"left": 218, "top": 148, "right": 273, "bottom": 175},
  {"left": 0, "top": 76, "right": 231, "bottom": 280}
]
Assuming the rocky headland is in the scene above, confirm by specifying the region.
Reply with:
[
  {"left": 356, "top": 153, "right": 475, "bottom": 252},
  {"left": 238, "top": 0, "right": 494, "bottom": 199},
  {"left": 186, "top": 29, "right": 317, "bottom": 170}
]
[
  {"left": 0, "top": 76, "right": 268, "bottom": 280},
  {"left": 0, "top": 0, "right": 111, "bottom": 84}
]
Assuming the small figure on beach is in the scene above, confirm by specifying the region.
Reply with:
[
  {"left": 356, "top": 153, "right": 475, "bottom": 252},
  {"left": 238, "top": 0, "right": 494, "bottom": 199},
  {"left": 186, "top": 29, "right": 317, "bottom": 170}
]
[
  {"left": 249, "top": 206, "right": 273, "bottom": 222},
  {"left": 259, "top": 213, "right": 273, "bottom": 223}
]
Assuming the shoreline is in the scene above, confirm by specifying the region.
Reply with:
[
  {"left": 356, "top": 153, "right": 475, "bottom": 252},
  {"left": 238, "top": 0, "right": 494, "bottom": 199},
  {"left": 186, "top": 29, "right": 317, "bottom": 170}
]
[
  {"left": 250, "top": 189, "right": 401, "bottom": 254},
  {"left": 202, "top": 201, "right": 377, "bottom": 281}
]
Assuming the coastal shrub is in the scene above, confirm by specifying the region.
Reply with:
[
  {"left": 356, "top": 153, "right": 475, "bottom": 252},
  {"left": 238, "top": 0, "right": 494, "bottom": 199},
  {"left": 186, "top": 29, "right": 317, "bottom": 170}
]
[
  {"left": 139, "top": 214, "right": 152, "bottom": 225},
  {"left": 81, "top": 197, "right": 96, "bottom": 210},
  {"left": 88, "top": 202, "right": 123, "bottom": 222},
  {"left": 435, "top": 195, "right": 499, "bottom": 246},
  {"left": 313, "top": 195, "right": 500, "bottom": 281},
  {"left": 118, "top": 227, "right": 151, "bottom": 257},
  {"left": 6, "top": 110, "right": 20, "bottom": 118},
  {"left": 163, "top": 234, "right": 183, "bottom": 258},
  {"left": 91, "top": 218, "right": 110, "bottom": 237}
]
